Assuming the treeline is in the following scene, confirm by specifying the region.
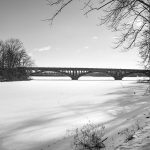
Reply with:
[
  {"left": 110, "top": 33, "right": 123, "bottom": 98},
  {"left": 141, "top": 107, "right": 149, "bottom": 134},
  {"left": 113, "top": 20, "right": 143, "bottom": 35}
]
[{"left": 0, "top": 38, "right": 34, "bottom": 81}]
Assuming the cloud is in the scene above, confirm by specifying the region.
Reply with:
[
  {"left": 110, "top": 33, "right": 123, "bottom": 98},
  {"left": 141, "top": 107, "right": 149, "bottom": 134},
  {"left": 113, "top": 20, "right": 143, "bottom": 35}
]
[
  {"left": 92, "top": 36, "right": 99, "bottom": 40},
  {"left": 34, "top": 46, "right": 51, "bottom": 52},
  {"left": 84, "top": 46, "right": 89, "bottom": 49}
]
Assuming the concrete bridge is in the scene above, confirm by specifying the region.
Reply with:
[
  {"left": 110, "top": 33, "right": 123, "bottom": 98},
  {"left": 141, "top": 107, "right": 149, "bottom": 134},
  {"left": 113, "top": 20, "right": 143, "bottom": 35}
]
[{"left": 20, "top": 67, "right": 150, "bottom": 80}]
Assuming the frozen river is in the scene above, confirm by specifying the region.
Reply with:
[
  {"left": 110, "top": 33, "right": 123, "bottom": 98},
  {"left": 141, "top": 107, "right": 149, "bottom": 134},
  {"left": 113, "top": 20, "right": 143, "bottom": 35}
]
[{"left": 0, "top": 77, "right": 147, "bottom": 150}]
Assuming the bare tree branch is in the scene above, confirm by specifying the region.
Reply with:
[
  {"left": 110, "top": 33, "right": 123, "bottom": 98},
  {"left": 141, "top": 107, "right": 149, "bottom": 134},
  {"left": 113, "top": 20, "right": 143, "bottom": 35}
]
[
  {"left": 45, "top": 0, "right": 73, "bottom": 24},
  {"left": 48, "top": 0, "right": 150, "bottom": 68},
  {"left": 84, "top": 0, "right": 114, "bottom": 15}
]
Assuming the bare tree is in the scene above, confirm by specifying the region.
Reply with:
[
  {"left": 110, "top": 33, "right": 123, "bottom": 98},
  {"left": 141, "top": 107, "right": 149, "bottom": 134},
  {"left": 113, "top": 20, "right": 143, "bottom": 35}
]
[
  {"left": 47, "top": 0, "right": 150, "bottom": 69},
  {"left": 0, "top": 40, "right": 4, "bottom": 68},
  {"left": 0, "top": 38, "right": 34, "bottom": 68},
  {"left": 0, "top": 38, "right": 34, "bottom": 80}
]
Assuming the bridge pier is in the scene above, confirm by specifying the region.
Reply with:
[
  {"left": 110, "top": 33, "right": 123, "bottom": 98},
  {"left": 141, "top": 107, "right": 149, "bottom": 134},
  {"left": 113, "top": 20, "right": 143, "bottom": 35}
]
[
  {"left": 71, "top": 76, "right": 79, "bottom": 80},
  {"left": 114, "top": 76, "right": 123, "bottom": 80}
]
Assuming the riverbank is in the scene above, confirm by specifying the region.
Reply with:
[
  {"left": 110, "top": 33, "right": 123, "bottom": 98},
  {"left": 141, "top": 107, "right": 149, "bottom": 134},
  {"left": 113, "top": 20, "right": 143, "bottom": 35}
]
[
  {"left": 104, "top": 93, "right": 150, "bottom": 150},
  {"left": 116, "top": 110, "right": 150, "bottom": 150},
  {"left": 0, "top": 79, "right": 149, "bottom": 150},
  {"left": 0, "top": 76, "right": 32, "bottom": 82},
  {"left": 46, "top": 81, "right": 150, "bottom": 150}
]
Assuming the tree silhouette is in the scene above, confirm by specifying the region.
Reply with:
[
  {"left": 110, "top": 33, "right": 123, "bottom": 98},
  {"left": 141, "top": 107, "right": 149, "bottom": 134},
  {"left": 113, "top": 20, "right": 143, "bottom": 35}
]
[
  {"left": 0, "top": 38, "right": 34, "bottom": 80},
  {"left": 47, "top": 0, "right": 150, "bottom": 68}
]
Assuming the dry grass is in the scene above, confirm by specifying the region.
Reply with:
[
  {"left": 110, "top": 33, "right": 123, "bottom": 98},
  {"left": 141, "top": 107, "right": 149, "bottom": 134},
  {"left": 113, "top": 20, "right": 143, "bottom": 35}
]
[{"left": 72, "top": 122, "right": 107, "bottom": 150}]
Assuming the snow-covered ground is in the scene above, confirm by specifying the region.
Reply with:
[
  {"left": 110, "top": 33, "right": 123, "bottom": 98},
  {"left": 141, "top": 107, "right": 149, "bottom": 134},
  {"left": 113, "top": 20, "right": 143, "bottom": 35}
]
[{"left": 0, "top": 77, "right": 148, "bottom": 150}]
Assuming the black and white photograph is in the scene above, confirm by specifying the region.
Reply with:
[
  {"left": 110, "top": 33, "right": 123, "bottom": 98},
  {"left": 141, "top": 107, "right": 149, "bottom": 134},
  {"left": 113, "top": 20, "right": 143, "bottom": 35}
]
[{"left": 0, "top": 0, "right": 150, "bottom": 150}]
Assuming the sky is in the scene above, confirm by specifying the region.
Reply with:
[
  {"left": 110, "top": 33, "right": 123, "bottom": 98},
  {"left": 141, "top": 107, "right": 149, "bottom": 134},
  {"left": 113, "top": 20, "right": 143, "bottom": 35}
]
[{"left": 0, "top": 0, "right": 143, "bottom": 69}]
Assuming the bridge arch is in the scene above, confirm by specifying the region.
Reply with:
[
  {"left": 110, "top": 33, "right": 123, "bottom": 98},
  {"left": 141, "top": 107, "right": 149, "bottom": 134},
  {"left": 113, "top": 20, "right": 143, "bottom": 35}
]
[
  {"left": 83, "top": 70, "right": 124, "bottom": 80},
  {"left": 53, "top": 70, "right": 75, "bottom": 79},
  {"left": 80, "top": 71, "right": 113, "bottom": 79},
  {"left": 32, "top": 69, "right": 92, "bottom": 80},
  {"left": 31, "top": 70, "right": 70, "bottom": 78},
  {"left": 123, "top": 72, "right": 150, "bottom": 78},
  {"left": 55, "top": 69, "right": 92, "bottom": 80}
]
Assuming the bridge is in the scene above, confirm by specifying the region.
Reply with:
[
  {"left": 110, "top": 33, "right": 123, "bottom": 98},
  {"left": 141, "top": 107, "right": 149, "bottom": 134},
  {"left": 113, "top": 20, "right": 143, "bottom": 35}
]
[{"left": 20, "top": 67, "right": 150, "bottom": 80}]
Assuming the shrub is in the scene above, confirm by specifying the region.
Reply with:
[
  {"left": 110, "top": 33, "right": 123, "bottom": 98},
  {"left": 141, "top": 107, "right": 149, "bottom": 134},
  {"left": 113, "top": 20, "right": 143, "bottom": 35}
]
[
  {"left": 73, "top": 122, "right": 107, "bottom": 150},
  {"left": 118, "top": 128, "right": 135, "bottom": 143}
]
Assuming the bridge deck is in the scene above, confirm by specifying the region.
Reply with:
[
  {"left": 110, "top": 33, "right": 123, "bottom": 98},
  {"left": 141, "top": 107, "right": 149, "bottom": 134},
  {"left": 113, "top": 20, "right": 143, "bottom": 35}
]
[{"left": 19, "top": 67, "right": 150, "bottom": 80}]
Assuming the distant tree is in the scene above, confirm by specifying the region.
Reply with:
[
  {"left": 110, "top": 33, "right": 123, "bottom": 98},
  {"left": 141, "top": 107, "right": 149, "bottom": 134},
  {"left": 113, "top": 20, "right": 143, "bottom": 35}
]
[
  {"left": 47, "top": 0, "right": 150, "bottom": 69},
  {"left": 0, "top": 40, "right": 4, "bottom": 68},
  {"left": 0, "top": 38, "right": 34, "bottom": 80}
]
